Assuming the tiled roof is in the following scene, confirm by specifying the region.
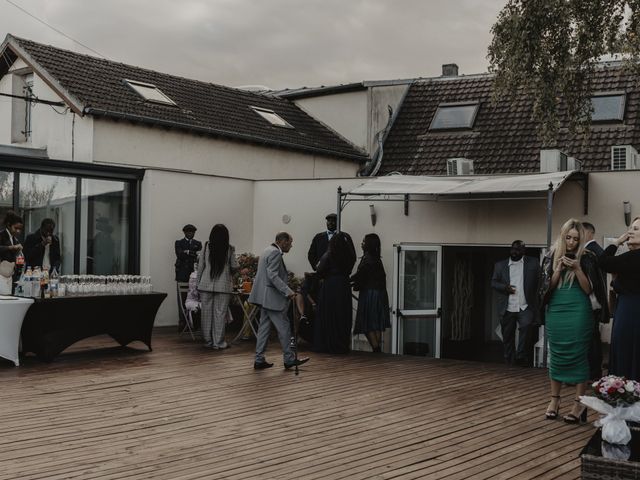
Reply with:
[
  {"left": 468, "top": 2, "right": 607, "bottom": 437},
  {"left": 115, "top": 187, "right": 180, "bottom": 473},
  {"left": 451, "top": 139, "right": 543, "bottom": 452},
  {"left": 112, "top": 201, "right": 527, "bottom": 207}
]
[
  {"left": 2, "top": 35, "right": 366, "bottom": 161},
  {"left": 380, "top": 67, "right": 640, "bottom": 175}
]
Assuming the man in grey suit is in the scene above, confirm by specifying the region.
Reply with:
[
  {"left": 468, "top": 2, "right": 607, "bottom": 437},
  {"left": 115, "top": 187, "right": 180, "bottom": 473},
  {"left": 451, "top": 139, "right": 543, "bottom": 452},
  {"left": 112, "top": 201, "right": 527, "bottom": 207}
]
[
  {"left": 250, "top": 232, "right": 310, "bottom": 370},
  {"left": 491, "top": 240, "right": 540, "bottom": 366}
]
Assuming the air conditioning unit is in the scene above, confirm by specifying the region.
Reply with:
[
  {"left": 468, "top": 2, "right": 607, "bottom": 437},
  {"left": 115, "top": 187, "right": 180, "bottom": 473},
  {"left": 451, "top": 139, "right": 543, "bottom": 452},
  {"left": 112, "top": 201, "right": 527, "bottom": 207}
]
[
  {"left": 447, "top": 158, "right": 474, "bottom": 175},
  {"left": 540, "top": 149, "right": 569, "bottom": 172},
  {"left": 611, "top": 145, "right": 638, "bottom": 170}
]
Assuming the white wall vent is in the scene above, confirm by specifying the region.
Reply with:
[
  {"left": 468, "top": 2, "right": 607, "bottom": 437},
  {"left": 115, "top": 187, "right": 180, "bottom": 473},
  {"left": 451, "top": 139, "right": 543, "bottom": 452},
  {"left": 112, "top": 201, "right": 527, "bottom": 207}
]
[
  {"left": 447, "top": 158, "right": 474, "bottom": 175},
  {"left": 611, "top": 145, "right": 638, "bottom": 170}
]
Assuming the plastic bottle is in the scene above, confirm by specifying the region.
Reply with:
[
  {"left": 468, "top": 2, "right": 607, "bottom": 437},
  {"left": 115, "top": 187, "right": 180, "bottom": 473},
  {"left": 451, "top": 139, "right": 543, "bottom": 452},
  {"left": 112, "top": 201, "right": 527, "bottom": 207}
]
[
  {"left": 15, "top": 270, "right": 25, "bottom": 297},
  {"left": 49, "top": 268, "right": 59, "bottom": 298},
  {"left": 42, "top": 268, "right": 50, "bottom": 299},
  {"left": 23, "top": 267, "right": 33, "bottom": 297},
  {"left": 32, "top": 266, "right": 41, "bottom": 298},
  {"left": 15, "top": 251, "right": 25, "bottom": 275}
]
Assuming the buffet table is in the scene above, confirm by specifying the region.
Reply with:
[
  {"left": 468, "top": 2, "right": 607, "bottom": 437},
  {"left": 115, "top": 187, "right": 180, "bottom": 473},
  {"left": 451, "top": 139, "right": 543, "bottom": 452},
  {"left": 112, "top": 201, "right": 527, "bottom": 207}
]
[
  {"left": 20, "top": 292, "right": 167, "bottom": 362},
  {"left": 0, "top": 297, "right": 35, "bottom": 366}
]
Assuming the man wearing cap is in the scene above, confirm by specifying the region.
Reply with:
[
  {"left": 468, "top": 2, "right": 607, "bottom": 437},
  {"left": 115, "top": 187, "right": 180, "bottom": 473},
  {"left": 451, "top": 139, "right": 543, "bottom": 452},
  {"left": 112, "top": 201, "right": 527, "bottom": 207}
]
[
  {"left": 175, "top": 225, "right": 202, "bottom": 282},
  {"left": 308, "top": 213, "right": 356, "bottom": 271}
]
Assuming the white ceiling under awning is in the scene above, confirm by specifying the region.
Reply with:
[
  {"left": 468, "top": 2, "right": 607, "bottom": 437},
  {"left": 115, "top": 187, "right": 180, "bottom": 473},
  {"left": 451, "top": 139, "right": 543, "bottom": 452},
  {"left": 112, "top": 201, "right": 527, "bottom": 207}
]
[{"left": 346, "top": 171, "right": 582, "bottom": 200}]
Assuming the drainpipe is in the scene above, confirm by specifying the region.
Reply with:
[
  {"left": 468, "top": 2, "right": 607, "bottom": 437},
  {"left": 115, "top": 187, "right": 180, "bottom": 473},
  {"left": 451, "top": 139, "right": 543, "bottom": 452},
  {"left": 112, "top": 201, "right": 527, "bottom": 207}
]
[{"left": 359, "top": 105, "right": 393, "bottom": 177}]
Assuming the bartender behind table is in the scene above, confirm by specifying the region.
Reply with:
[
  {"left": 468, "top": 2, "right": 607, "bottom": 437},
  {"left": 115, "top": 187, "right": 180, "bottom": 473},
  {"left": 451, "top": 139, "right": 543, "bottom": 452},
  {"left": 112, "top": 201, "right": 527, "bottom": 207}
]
[
  {"left": 24, "top": 218, "right": 62, "bottom": 272},
  {"left": 0, "top": 211, "right": 24, "bottom": 294}
]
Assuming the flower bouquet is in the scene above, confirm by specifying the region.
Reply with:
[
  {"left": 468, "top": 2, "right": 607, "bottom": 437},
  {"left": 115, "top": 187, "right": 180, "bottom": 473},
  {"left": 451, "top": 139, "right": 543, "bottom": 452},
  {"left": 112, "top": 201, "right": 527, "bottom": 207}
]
[
  {"left": 235, "top": 253, "right": 259, "bottom": 292},
  {"left": 580, "top": 375, "right": 640, "bottom": 445}
]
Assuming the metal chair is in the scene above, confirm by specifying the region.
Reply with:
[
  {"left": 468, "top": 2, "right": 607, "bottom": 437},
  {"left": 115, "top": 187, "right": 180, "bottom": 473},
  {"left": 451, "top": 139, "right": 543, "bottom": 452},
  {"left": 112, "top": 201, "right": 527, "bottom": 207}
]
[{"left": 176, "top": 282, "right": 197, "bottom": 340}]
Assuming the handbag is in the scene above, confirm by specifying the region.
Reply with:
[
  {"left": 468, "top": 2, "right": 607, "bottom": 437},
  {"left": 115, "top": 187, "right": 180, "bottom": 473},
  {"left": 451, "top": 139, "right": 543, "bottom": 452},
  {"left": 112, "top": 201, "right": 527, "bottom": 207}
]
[{"left": 0, "top": 260, "right": 15, "bottom": 278}]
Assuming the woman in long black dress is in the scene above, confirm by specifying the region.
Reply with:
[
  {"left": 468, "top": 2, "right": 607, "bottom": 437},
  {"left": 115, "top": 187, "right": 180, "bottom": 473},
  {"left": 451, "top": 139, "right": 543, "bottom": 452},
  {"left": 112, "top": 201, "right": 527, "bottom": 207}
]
[
  {"left": 598, "top": 216, "right": 640, "bottom": 380},
  {"left": 351, "top": 233, "right": 390, "bottom": 352},
  {"left": 314, "top": 232, "right": 356, "bottom": 353}
]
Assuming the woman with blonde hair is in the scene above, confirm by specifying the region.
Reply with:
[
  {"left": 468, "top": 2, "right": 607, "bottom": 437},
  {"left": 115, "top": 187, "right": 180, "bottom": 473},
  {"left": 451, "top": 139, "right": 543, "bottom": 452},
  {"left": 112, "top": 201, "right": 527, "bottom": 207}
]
[{"left": 540, "top": 219, "right": 602, "bottom": 423}]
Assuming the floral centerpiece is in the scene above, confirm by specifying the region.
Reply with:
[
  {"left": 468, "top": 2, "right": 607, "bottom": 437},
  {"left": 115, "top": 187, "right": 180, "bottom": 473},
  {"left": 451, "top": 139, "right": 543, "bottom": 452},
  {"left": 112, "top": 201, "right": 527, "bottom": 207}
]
[
  {"left": 580, "top": 375, "right": 640, "bottom": 445},
  {"left": 234, "top": 253, "right": 258, "bottom": 291},
  {"left": 287, "top": 272, "right": 303, "bottom": 292}
]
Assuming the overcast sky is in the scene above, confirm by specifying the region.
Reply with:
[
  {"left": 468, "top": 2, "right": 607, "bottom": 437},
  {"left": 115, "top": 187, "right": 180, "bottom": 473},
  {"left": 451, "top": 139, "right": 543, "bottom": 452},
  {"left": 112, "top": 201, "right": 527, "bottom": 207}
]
[{"left": 0, "top": 0, "right": 506, "bottom": 90}]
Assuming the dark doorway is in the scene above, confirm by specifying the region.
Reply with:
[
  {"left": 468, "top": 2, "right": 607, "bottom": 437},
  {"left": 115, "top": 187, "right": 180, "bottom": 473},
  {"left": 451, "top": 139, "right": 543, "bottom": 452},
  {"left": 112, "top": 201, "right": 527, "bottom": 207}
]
[{"left": 440, "top": 245, "right": 541, "bottom": 363}]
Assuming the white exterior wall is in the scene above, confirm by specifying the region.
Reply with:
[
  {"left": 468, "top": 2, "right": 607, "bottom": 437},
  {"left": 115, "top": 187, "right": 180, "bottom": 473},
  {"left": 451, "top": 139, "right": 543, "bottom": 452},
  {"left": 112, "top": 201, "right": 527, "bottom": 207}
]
[
  {"left": 293, "top": 85, "right": 409, "bottom": 155},
  {"left": 293, "top": 91, "right": 369, "bottom": 152},
  {"left": 92, "top": 121, "right": 358, "bottom": 179},
  {"left": 140, "top": 169, "right": 254, "bottom": 326},
  {"left": 251, "top": 172, "right": 638, "bottom": 312},
  {"left": 0, "top": 59, "right": 94, "bottom": 161}
]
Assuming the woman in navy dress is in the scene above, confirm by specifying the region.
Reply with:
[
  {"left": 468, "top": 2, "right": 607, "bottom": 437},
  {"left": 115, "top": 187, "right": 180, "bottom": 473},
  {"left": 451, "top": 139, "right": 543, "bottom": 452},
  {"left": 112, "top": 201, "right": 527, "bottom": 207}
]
[
  {"left": 351, "top": 233, "right": 390, "bottom": 352},
  {"left": 599, "top": 216, "right": 640, "bottom": 381}
]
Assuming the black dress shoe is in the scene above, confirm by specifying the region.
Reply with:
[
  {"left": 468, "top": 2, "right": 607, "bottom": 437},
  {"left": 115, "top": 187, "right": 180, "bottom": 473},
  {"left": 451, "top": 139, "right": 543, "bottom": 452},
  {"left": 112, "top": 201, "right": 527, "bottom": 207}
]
[
  {"left": 253, "top": 361, "right": 274, "bottom": 370},
  {"left": 284, "top": 357, "right": 309, "bottom": 369}
]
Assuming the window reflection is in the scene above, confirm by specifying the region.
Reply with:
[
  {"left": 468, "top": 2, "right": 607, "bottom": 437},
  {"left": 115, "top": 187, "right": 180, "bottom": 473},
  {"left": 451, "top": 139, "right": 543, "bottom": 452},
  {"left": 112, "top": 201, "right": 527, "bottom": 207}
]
[
  {"left": 19, "top": 173, "right": 75, "bottom": 273},
  {"left": 403, "top": 250, "right": 437, "bottom": 310},
  {"left": 0, "top": 171, "right": 14, "bottom": 222},
  {"left": 80, "top": 179, "right": 130, "bottom": 274}
]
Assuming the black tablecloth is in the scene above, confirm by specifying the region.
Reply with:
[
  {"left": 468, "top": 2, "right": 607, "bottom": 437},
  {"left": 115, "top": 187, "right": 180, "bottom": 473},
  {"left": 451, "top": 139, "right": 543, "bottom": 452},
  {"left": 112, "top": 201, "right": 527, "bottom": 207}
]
[{"left": 21, "top": 292, "right": 167, "bottom": 362}]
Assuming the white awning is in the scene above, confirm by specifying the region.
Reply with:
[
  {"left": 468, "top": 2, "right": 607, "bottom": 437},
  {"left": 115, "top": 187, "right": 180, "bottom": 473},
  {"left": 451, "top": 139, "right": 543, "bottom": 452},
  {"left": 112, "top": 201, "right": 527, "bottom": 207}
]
[{"left": 346, "top": 171, "right": 582, "bottom": 201}]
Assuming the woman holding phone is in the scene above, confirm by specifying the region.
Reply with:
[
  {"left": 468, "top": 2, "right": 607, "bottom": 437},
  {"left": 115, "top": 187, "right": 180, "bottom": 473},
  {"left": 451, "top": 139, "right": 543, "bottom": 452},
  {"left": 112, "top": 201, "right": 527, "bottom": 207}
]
[{"left": 539, "top": 219, "right": 603, "bottom": 423}]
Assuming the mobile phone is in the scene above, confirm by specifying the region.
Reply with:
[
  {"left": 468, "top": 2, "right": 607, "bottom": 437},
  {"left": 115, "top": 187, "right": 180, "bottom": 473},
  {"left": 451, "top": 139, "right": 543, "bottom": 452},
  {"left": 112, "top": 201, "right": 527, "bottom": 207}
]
[{"left": 565, "top": 252, "right": 576, "bottom": 259}]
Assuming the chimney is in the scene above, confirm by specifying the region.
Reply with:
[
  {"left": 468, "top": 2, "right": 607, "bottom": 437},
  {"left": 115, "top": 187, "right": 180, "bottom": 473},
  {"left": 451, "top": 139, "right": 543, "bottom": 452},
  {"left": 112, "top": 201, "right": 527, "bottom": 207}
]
[{"left": 442, "top": 63, "right": 459, "bottom": 77}]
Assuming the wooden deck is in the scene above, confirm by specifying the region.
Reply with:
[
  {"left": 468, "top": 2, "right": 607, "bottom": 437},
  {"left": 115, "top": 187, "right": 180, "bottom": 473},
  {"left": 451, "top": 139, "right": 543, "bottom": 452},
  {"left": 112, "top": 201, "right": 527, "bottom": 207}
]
[{"left": 0, "top": 330, "right": 595, "bottom": 480}]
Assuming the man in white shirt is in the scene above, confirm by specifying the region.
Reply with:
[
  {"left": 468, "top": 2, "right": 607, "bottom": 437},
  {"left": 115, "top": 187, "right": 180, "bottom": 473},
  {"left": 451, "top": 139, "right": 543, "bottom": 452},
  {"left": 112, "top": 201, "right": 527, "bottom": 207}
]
[
  {"left": 24, "top": 218, "right": 61, "bottom": 272},
  {"left": 491, "top": 240, "right": 541, "bottom": 366}
]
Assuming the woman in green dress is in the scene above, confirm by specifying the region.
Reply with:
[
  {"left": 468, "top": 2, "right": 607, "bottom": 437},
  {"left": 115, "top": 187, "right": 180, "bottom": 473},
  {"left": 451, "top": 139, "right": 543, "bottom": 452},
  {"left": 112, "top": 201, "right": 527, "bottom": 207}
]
[{"left": 540, "top": 219, "right": 595, "bottom": 423}]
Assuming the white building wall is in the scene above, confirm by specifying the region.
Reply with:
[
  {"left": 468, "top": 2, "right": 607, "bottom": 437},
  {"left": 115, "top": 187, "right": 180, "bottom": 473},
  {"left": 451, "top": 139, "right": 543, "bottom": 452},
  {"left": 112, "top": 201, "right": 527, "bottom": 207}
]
[
  {"left": 293, "top": 91, "right": 369, "bottom": 152},
  {"left": 0, "top": 59, "right": 94, "bottom": 161},
  {"left": 92, "top": 121, "right": 359, "bottom": 179},
  {"left": 140, "top": 169, "right": 255, "bottom": 326},
  {"left": 368, "top": 85, "right": 409, "bottom": 153}
]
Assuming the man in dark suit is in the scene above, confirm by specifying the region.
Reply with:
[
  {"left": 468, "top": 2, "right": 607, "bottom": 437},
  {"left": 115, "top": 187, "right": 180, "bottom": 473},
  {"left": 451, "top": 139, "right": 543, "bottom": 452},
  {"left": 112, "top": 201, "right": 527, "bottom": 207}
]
[
  {"left": 583, "top": 222, "right": 605, "bottom": 256},
  {"left": 582, "top": 221, "right": 609, "bottom": 379},
  {"left": 491, "top": 240, "right": 540, "bottom": 366},
  {"left": 24, "top": 218, "right": 61, "bottom": 272},
  {"left": 174, "top": 224, "right": 202, "bottom": 282},
  {"left": 307, "top": 213, "right": 356, "bottom": 271}
]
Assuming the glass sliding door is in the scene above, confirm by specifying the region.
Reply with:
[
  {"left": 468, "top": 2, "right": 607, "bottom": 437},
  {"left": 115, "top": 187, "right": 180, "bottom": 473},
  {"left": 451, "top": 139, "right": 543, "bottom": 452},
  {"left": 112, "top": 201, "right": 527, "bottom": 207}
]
[
  {"left": 80, "top": 179, "right": 130, "bottom": 274},
  {"left": 0, "top": 171, "right": 14, "bottom": 223},
  {"left": 19, "top": 173, "right": 76, "bottom": 274},
  {"left": 392, "top": 245, "right": 442, "bottom": 357}
]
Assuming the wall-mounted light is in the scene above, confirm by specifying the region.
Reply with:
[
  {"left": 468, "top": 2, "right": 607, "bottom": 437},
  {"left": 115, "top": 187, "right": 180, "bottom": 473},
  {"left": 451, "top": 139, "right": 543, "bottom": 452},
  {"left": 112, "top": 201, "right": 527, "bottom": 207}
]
[
  {"left": 369, "top": 204, "right": 377, "bottom": 227},
  {"left": 624, "top": 201, "right": 632, "bottom": 227}
]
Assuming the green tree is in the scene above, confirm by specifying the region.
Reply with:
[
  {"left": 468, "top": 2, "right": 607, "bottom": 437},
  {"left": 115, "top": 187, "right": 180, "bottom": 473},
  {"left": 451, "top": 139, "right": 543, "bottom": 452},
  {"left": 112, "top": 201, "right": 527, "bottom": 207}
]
[{"left": 488, "top": 0, "right": 639, "bottom": 141}]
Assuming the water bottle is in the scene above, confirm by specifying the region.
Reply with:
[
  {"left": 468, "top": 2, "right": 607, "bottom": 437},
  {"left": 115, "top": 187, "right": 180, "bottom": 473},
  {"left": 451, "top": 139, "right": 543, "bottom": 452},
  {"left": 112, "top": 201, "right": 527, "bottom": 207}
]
[
  {"left": 15, "top": 270, "right": 25, "bottom": 297},
  {"left": 23, "top": 267, "right": 33, "bottom": 297},
  {"left": 42, "top": 268, "right": 50, "bottom": 299},
  {"left": 50, "top": 268, "right": 59, "bottom": 298},
  {"left": 32, "top": 267, "right": 41, "bottom": 298}
]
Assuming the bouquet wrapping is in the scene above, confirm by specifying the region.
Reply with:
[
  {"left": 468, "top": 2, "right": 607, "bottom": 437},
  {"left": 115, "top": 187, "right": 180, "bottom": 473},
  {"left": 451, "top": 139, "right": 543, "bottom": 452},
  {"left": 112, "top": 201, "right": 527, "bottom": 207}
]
[
  {"left": 580, "top": 375, "right": 640, "bottom": 445},
  {"left": 580, "top": 396, "right": 640, "bottom": 444}
]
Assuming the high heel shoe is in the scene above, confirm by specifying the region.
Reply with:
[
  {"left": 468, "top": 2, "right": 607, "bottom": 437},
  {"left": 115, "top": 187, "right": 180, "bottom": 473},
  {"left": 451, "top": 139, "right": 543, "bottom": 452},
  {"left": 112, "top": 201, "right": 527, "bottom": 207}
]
[
  {"left": 563, "top": 399, "right": 587, "bottom": 424},
  {"left": 545, "top": 395, "right": 561, "bottom": 420}
]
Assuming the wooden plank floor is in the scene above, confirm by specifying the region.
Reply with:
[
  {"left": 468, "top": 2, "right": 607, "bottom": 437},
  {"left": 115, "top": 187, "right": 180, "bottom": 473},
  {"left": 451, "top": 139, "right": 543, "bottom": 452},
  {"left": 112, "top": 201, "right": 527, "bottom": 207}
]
[{"left": 0, "top": 329, "right": 595, "bottom": 480}]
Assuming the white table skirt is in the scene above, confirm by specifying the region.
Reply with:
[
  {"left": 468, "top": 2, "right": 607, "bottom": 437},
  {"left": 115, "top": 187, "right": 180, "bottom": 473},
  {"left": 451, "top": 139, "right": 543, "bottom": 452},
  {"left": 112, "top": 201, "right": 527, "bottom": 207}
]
[{"left": 0, "top": 297, "right": 34, "bottom": 366}]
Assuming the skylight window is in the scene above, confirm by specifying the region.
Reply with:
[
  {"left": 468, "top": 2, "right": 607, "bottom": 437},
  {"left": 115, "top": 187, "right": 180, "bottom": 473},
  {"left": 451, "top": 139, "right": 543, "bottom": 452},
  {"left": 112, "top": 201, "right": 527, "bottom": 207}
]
[
  {"left": 251, "top": 106, "right": 293, "bottom": 128},
  {"left": 429, "top": 102, "right": 479, "bottom": 130},
  {"left": 124, "top": 79, "right": 176, "bottom": 106},
  {"left": 591, "top": 93, "right": 625, "bottom": 122}
]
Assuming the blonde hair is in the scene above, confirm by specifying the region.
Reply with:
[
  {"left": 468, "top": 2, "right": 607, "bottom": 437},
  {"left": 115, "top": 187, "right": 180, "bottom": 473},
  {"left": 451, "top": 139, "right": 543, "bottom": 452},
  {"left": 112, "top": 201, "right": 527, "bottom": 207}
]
[{"left": 552, "top": 218, "right": 585, "bottom": 287}]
